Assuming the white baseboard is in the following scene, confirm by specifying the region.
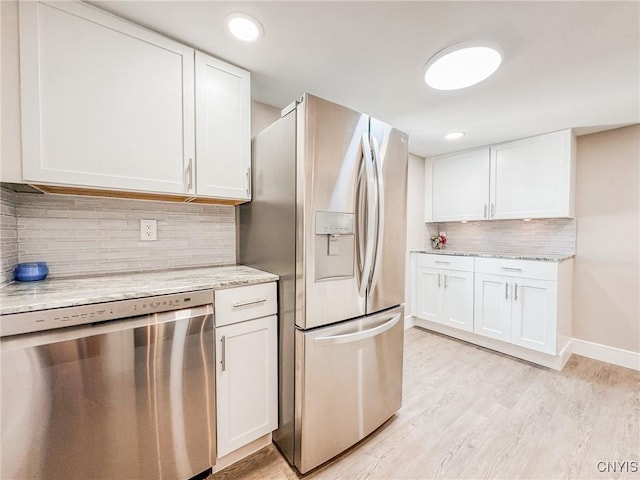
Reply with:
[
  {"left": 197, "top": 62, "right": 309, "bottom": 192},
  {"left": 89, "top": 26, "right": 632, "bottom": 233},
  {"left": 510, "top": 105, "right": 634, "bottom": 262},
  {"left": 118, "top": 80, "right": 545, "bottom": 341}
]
[
  {"left": 404, "top": 315, "right": 415, "bottom": 330},
  {"left": 413, "top": 318, "right": 569, "bottom": 371},
  {"left": 212, "top": 433, "right": 272, "bottom": 473},
  {"left": 571, "top": 338, "right": 640, "bottom": 371},
  {"left": 410, "top": 319, "right": 640, "bottom": 372}
]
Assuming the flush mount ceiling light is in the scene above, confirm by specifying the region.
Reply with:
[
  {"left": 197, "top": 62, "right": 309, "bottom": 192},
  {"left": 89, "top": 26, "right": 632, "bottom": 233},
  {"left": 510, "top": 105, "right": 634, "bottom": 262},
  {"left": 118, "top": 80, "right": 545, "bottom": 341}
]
[
  {"left": 424, "top": 43, "right": 503, "bottom": 90},
  {"left": 445, "top": 131, "right": 465, "bottom": 140},
  {"left": 225, "top": 13, "right": 263, "bottom": 42}
]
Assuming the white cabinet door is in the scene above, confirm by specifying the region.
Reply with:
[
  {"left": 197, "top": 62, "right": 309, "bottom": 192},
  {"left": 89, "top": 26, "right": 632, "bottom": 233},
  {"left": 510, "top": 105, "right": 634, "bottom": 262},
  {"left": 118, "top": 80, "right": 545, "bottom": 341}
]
[
  {"left": 431, "top": 148, "right": 490, "bottom": 222},
  {"left": 441, "top": 270, "right": 474, "bottom": 332},
  {"left": 511, "top": 279, "right": 557, "bottom": 354},
  {"left": 19, "top": 1, "right": 194, "bottom": 194},
  {"left": 415, "top": 267, "right": 440, "bottom": 322},
  {"left": 216, "top": 315, "right": 277, "bottom": 458},
  {"left": 473, "top": 273, "right": 511, "bottom": 342},
  {"left": 195, "top": 51, "right": 251, "bottom": 200},
  {"left": 490, "top": 130, "right": 574, "bottom": 219}
]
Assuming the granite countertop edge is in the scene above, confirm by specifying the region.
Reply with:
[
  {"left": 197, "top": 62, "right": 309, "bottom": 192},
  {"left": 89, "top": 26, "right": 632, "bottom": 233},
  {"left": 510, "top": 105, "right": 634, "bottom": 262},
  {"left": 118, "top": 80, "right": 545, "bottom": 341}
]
[
  {"left": 0, "top": 265, "right": 279, "bottom": 316},
  {"left": 409, "top": 249, "right": 575, "bottom": 262}
]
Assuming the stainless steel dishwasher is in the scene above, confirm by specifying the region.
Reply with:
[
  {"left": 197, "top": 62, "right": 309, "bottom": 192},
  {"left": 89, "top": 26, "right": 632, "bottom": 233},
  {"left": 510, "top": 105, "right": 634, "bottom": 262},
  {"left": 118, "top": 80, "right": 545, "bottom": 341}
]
[{"left": 0, "top": 290, "right": 215, "bottom": 480}]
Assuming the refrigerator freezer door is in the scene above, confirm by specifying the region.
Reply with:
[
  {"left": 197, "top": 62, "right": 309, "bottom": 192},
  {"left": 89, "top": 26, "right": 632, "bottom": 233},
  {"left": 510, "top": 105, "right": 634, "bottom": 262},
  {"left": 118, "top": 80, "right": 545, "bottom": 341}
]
[
  {"left": 367, "top": 119, "right": 409, "bottom": 314},
  {"left": 298, "top": 95, "right": 369, "bottom": 329},
  {"left": 295, "top": 305, "right": 404, "bottom": 474}
]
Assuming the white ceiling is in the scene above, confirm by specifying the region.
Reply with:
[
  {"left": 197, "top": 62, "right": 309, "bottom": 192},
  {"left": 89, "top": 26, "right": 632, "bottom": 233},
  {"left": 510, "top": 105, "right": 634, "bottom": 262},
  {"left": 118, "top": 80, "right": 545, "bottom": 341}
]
[{"left": 91, "top": 1, "right": 639, "bottom": 157}]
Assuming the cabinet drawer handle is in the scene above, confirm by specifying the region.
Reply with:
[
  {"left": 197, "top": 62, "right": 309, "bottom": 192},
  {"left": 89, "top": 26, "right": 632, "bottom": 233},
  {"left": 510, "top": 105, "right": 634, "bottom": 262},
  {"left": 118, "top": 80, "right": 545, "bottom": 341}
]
[
  {"left": 232, "top": 297, "right": 267, "bottom": 308},
  {"left": 435, "top": 260, "right": 450, "bottom": 264},
  {"left": 220, "top": 335, "right": 226, "bottom": 372},
  {"left": 501, "top": 267, "right": 523, "bottom": 271}
]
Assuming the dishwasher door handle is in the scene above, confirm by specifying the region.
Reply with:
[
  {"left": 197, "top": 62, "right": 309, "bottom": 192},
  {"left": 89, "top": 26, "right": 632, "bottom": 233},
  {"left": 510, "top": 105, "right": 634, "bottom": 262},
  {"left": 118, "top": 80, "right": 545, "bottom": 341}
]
[{"left": 313, "top": 314, "right": 401, "bottom": 346}]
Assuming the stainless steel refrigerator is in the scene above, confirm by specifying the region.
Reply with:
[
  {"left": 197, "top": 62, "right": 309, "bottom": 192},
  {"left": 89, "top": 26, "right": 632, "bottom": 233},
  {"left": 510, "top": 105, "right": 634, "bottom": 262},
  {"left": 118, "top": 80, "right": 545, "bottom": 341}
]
[{"left": 239, "top": 94, "right": 408, "bottom": 474}]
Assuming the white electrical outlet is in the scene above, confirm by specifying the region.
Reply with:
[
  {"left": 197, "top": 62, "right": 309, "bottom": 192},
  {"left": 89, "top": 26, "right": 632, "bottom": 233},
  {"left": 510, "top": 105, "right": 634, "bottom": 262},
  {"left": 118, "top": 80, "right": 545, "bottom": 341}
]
[{"left": 140, "top": 219, "right": 157, "bottom": 241}]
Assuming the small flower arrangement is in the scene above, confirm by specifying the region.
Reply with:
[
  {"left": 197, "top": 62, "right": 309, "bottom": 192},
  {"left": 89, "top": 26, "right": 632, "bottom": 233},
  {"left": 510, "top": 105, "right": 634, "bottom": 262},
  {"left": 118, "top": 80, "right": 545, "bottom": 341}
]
[{"left": 431, "top": 232, "right": 447, "bottom": 249}]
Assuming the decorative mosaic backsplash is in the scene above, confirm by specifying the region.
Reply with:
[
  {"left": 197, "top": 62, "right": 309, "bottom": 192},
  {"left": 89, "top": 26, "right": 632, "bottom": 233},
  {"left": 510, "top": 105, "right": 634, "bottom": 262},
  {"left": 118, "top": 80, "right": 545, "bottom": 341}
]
[
  {"left": 425, "top": 218, "right": 576, "bottom": 255},
  {"left": 1, "top": 187, "right": 236, "bottom": 283},
  {"left": 0, "top": 188, "right": 19, "bottom": 284}
]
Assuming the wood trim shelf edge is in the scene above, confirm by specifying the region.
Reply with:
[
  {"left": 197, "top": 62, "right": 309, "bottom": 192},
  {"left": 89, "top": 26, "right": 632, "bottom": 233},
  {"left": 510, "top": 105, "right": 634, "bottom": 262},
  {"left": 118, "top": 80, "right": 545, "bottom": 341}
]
[{"left": 31, "top": 184, "right": 247, "bottom": 206}]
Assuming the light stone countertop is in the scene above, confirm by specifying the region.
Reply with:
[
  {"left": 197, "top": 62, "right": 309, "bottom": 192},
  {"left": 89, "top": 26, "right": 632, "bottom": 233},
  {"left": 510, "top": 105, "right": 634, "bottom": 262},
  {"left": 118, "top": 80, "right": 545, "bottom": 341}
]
[
  {"left": 0, "top": 265, "right": 278, "bottom": 315},
  {"left": 410, "top": 249, "right": 574, "bottom": 262}
]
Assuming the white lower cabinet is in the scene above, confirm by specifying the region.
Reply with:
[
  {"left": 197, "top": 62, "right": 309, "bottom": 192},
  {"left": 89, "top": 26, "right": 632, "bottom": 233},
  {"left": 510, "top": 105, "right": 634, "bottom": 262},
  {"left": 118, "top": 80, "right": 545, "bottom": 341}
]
[
  {"left": 510, "top": 278, "right": 557, "bottom": 354},
  {"left": 214, "top": 283, "right": 278, "bottom": 458},
  {"left": 414, "top": 255, "right": 474, "bottom": 332},
  {"left": 412, "top": 253, "right": 573, "bottom": 368},
  {"left": 216, "top": 315, "right": 277, "bottom": 458},
  {"left": 415, "top": 267, "right": 439, "bottom": 323},
  {"left": 474, "top": 274, "right": 556, "bottom": 354},
  {"left": 473, "top": 273, "right": 511, "bottom": 342}
]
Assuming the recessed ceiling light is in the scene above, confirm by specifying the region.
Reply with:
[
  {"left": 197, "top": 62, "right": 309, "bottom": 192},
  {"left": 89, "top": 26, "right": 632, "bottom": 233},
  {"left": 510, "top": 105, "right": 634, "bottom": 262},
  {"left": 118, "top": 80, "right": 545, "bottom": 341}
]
[
  {"left": 424, "top": 43, "right": 502, "bottom": 90},
  {"left": 225, "top": 13, "right": 263, "bottom": 42},
  {"left": 445, "top": 132, "right": 465, "bottom": 140}
]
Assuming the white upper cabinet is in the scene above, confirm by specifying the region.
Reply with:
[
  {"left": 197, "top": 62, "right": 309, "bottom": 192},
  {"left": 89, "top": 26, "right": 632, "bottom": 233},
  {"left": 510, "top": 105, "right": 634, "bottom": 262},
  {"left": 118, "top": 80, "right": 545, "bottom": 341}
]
[
  {"left": 431, "top": 148, "right": 490, "bottom": 222},
  {"left": 490, "top": 130, "right": 575, "bottom": 219},
  {"left": 19, "top": 1, "right": 195, "bottom": 195},
  {"left": 18, "top": 1, "right": 252, "bottom": 202},
  {"left": 195, "top": 52, "right": 251, "bottom": 200},
  {"left": 427, "top": 129, "right": 575, "bottom": 222}
]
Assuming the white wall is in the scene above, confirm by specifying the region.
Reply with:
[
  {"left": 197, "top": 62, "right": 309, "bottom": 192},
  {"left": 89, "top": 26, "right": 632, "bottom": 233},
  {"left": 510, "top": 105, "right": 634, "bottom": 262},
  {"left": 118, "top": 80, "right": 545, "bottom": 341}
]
[
  {"left": 251, "top": 101, "right": 280, "bottom": 137},
  {"left": 405, "top": 153, "right": 425, "bottom": 316},
  {"left": 573, "top": 125, "right": 639, "bottom": 353}
]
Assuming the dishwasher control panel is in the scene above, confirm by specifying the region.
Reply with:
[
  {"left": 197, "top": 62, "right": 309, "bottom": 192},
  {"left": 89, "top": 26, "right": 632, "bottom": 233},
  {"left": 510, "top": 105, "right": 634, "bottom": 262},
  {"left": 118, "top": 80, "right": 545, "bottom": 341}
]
[{"left": 0, "top": 289, "right": 214, "bottom": 337}]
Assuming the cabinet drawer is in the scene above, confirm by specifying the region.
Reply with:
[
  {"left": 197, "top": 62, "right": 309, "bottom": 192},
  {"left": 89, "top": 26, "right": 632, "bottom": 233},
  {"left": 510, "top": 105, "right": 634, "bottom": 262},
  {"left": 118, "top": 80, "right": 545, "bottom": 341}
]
[
  {"left": 475, "top": 258, "right": 557, "bottom": 280},
  {"left": 417, "top": 254, "right": 474, "bottom": 272},
  {"left": 215, "top": 282, "right": 277, "bottom": 326}
]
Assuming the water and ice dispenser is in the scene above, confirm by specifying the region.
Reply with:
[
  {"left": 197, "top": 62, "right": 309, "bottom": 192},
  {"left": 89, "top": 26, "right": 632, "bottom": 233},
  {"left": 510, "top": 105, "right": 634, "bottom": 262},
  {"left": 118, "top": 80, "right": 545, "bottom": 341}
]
[{"left": 314, "top": 211, "right": 355, "bottom": 281}]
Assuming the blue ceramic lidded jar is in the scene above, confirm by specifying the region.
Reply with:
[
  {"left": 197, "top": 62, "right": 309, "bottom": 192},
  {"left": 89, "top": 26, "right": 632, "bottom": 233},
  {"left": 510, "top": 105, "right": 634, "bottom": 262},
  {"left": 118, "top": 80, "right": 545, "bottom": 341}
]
[{"left": 13, "top": 262, "right": 49, "bottom": 282}]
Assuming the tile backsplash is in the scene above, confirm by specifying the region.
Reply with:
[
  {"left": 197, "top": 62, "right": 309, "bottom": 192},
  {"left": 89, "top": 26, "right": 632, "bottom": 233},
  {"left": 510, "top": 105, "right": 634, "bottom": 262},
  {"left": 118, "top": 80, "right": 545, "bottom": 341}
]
[
  {"left": 425, "top": 218, "right": 576, "bottom": 255},
  {"left": 1, "top": 188, "right": 19, "bottom": 284},
  {"left": 2, "top": 188, "right": 235, "bottom": 282}
]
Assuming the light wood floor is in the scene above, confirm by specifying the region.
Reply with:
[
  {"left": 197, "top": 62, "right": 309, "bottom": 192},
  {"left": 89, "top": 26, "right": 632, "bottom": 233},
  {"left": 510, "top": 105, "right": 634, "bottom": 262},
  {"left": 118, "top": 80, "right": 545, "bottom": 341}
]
[{"left": 210, "top": 327, "right": 639, "bottom": 480}]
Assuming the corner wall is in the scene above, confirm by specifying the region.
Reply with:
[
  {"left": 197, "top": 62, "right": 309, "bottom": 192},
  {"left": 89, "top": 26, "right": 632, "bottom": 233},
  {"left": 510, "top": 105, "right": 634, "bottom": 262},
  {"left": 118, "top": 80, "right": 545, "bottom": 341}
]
[
  {"left": 405, "top": 154, "right": 425, "bottom": 315},
  {"left": 573, "top": 125, "right": 640, "bottom": 354}
]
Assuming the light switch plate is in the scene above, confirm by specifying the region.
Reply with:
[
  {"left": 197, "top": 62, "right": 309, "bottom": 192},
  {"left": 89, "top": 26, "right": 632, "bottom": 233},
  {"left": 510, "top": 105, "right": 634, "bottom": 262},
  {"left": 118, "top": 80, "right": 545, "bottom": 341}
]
[{"left": 140, "top": 219, "right": 157, "bottom": 241}]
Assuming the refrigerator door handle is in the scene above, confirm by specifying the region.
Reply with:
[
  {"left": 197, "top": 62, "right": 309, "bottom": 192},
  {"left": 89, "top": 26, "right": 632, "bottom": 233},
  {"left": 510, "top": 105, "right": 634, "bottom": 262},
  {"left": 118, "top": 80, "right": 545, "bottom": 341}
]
[
  {"left": 368, "top": 135, "right": 385, "bottom": 293},
  {"left": 358, "top": 133, "right": 376, "bottom": 298},
  {"left": 312, "top": 313, "right": 401, "bottom": 346}
]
